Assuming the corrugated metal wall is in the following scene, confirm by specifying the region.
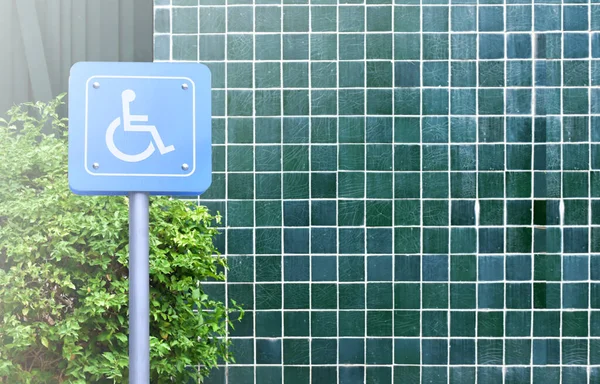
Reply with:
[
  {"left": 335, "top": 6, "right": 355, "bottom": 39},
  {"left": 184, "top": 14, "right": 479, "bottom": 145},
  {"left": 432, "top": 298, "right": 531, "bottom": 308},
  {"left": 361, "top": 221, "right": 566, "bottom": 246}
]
[{"left": 0, "top": 0, "right": 153, "bottom": 116}]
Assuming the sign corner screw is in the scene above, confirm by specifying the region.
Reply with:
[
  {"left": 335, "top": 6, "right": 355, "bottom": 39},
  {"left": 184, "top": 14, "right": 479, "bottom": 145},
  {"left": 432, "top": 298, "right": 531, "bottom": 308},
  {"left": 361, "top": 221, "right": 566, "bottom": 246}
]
[
  {"left": 92, "top": 162, "right": 100, "bottom": 169},
  {"left": 181, "top": 163, "right": 189, "bottom": 171},
  {"left": 93, "top": 82, "right": 100, "bottom": 89},
  {"left": 181, "top": 83, "right": 188, "bottom": 90}
]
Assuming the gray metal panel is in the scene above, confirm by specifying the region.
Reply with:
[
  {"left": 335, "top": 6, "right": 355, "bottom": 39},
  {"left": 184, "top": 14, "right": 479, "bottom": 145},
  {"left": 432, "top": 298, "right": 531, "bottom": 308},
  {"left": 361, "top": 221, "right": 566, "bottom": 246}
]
[
  {"left": 71, "top": 0, "right": 87, "bottom": 64},
  {"left": 134, "top": 0, "right": 153, "bottom": 62},
  {"left": 60, "top": 0, "right": 72, "bottom": 88},
  {"left": 11, "top": 1, "right": 31, "bottom": 107},
  {"left": 0, "top": 0, "right": 153, "bottom": 117},
  {"left": 119, "top": 0, "right": 135, "bottom": 62},
  {"left": 16, "top": 0, "right": 53, "bottom": 102},
  {"left": 45, "top": 0, "right": 62, "bottom": 96},
  {"left": 0, "top": 0, "right": 13, "bottom": 114},
  {"left": 85, "top": 0, "right": 103, "bottom": 61},
  {"left": 103, "top": 0, "right": 121, "bottom": 62}
]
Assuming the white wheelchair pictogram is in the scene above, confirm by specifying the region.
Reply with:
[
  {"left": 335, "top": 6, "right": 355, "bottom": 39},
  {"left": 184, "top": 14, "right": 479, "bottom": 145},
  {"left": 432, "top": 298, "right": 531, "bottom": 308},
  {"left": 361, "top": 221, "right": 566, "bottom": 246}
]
[{"left": 105, "top": 89, "right": 175, "bottom": 163}]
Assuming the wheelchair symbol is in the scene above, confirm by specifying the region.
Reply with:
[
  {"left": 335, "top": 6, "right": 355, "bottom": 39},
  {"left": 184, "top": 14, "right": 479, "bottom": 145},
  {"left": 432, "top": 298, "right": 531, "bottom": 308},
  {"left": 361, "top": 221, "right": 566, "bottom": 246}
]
[{"left": 105, "top": 89, "right": 175, "bottom": 163}]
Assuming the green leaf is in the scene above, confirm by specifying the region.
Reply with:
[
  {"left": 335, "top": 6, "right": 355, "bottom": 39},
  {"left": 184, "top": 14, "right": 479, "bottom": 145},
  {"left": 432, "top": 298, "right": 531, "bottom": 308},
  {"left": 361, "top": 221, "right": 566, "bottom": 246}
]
[{"left": 115, "top": 333, "right": 127, "bottom": 343}]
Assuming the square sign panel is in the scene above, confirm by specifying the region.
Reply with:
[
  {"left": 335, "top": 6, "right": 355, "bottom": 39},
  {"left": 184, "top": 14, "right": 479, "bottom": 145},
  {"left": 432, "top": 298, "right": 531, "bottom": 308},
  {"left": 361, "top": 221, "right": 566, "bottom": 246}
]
[{"left": 68, "top": 62, "right": 212, "bottom": 195}]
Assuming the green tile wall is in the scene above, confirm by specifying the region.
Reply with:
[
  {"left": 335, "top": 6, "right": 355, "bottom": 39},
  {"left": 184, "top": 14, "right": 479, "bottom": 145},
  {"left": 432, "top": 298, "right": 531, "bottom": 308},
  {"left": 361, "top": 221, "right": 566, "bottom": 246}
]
[{"left": 156, "top": 0, "right": 600, "bottom": 382}]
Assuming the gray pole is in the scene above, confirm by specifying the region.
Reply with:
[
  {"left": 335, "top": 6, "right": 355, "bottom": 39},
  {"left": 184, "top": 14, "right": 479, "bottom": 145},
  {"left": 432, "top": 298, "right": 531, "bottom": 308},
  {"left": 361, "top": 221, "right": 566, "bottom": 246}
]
[{"left": 129, "top": 192, "right": 150, "bottom": 384}]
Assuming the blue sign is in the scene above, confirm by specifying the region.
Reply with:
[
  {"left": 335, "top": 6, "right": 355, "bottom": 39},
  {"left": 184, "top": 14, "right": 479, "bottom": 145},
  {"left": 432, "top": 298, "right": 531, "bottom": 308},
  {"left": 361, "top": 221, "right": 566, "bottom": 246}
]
[{"left": 68, "top": 62, "right": 212, "bottom": 196}]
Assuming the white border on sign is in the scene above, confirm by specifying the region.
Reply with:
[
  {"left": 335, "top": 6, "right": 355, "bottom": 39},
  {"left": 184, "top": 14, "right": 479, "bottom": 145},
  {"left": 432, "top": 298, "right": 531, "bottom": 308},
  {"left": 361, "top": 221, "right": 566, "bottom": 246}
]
[{"left": 84, "top": 75, "right": 197, "bottom": 177}]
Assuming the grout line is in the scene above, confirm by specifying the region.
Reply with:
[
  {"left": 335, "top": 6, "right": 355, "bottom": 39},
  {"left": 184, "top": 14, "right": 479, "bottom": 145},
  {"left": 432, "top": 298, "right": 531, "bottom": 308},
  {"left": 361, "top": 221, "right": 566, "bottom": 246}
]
[
  {"left": 391, "top": 1, "right": 396, "bottom": 382},
  {"left": 158, "top": 3, "right": 589, "bottom": 8},
  {"left": 474, "top": 1, "right": 480, "bottom": 382},
  {"left": 530, "top": 1, "right": 536, "bottom": 382},
  {"left": 212, "top": 280, "right": 595, "bottom": 286},
  {"left": 362, "top": 0, "right": 368, "bottom": 380},
  {"left": 502, "top": 0, "right": 508, "bottom": 379},
  {"left": 559, "top": 3, "right": 565, "bottom": 380},
  {"left": 419, "top": 0, "right": 424, "bottom": 380},
  {"left": 588, "top": 1, "right": 593, "bottom": 381},
  {"left": 252, "top": 0, "right": 258, "bottom": 380},
  {"left": 169, "top": 2, "right": 174, "bottom": 60},
  {"left": 307, "top": 0, "right": 313, "bottom": 381},
  {"left": 279, "top": 0, "right": 285, "bottom": 379},
  {"left": 335, "top": 0, "right": 342, "bottom": 379},
  {"left": 447, "top": 3, "right": 453, "bottom": 382},
  {"left": 223, "top": 0, "right": 230, "bottom": 381}
]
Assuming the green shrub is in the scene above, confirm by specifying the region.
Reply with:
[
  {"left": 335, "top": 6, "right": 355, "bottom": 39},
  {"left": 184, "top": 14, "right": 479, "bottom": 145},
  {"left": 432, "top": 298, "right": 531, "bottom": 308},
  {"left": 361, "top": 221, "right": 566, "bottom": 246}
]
[{"left": 0, "top": 96, "right": 241, "bottom": 383}]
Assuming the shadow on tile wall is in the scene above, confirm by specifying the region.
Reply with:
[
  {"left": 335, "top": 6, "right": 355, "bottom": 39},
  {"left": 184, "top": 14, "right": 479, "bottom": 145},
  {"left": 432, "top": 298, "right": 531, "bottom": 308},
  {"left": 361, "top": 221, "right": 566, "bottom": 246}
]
[{"left": 156, "top": 0, "right": 600, "bottom": 382}]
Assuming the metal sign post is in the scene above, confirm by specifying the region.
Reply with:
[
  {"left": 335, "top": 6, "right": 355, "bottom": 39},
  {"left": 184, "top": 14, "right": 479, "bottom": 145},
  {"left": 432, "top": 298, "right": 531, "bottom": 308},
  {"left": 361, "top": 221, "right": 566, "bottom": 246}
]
[
  {"left": 129, "top": 192, "right": 150, "bottom": 383},
  {"left": 68, "top": 62, "right": 212, "bottom": 383}
]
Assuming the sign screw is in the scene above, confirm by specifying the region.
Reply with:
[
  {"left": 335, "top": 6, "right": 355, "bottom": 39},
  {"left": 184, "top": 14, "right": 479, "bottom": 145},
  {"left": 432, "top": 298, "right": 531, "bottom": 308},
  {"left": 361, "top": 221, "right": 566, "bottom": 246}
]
[
  {"left": 181, "top": 83, "right": 188, "bottom": 90},
  {"left": 93, "top": 82, "right": 100, "bottom": 89},
  {"left": 181, "top": 163, "right": 189, "bottom": 171},
  {"left": 92, "top": 162, "right": 100, "bottom": 169}
]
